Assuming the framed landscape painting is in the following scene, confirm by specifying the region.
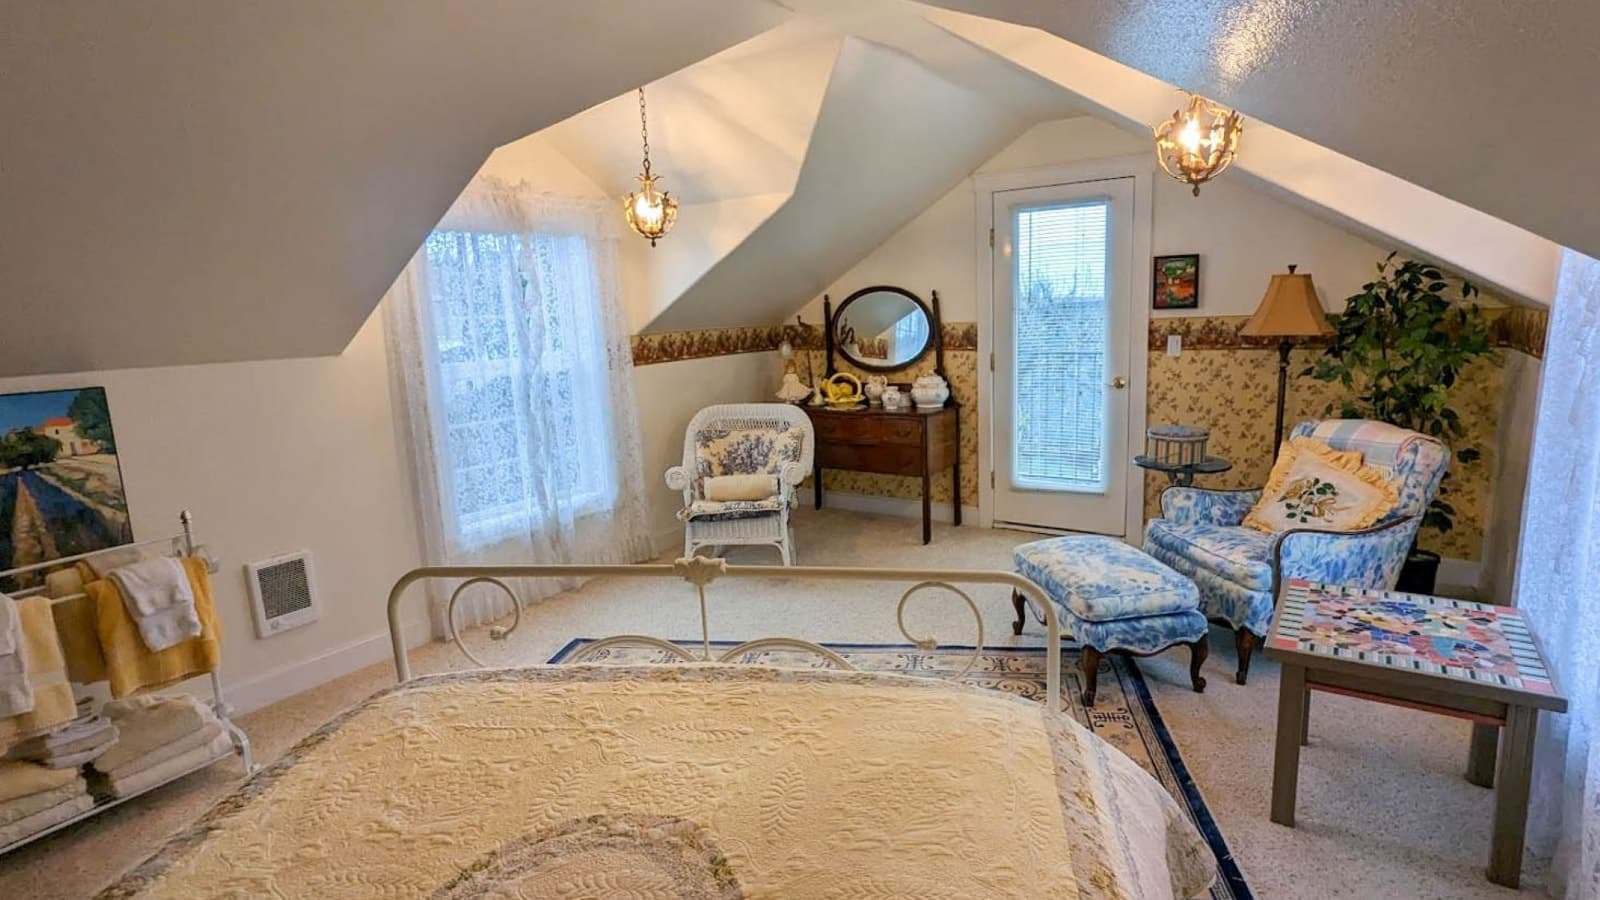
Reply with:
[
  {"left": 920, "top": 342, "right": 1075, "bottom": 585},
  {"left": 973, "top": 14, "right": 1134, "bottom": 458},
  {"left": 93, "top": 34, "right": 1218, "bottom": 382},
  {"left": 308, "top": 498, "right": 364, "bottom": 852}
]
[
  {"left": 1153, "top": 254, "right": 1200, "bottom": 309},
  {"left": 0, "top": 387, "right": 132, "bottom": 581}
]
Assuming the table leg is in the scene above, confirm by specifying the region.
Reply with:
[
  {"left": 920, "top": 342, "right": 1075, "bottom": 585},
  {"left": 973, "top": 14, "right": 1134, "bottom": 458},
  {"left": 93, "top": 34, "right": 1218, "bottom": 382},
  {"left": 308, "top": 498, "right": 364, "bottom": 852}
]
[
  {"left": 1487, "top": 705, "right": 1538, "bottom": 888},
  {"left": 1271, "top": 664, "right": 1307, "bottom": 827},
  {"left": 952, "top": 415, "right": 962, "bottom": 527},
  {"left": 813, "top": 459, "right": 823, "bottom": 510},
  {"left": 1301, "top": 684, "right": 1311, "bottom": 746},
  {"left": 1467, "top": 722, "right": 1498, "bottom": 788},
  {"left": 920, "top": 470, "right": 932, "bottom": 545}
]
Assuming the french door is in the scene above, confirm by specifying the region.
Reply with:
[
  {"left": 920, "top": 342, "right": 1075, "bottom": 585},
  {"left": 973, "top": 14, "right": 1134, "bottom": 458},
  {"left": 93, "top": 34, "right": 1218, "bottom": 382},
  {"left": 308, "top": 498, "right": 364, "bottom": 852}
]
[{"left": 991, "top": 177, "right": 1134, "bottom": 535}]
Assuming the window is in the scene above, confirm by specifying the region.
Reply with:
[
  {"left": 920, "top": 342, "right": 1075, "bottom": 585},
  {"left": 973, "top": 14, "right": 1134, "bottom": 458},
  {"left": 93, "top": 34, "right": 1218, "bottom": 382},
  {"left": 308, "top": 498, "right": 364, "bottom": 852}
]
[
  {"left": 1011, "top": 200, "right": 1110, "bottom": 491},
  {"left": 421, "top": 228, "right": 617, "bottom": 548}
]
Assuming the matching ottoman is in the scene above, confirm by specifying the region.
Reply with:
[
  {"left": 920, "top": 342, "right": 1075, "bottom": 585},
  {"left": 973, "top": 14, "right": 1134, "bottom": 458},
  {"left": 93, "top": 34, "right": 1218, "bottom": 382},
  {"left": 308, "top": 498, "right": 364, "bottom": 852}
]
[{"left": 1011, "top": 535, "right": 1210, "bottom": 706}]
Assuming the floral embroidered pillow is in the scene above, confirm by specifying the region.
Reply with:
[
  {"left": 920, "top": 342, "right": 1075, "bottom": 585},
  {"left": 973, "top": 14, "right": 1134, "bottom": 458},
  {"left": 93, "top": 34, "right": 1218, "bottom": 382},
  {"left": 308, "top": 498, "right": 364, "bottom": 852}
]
[{"left": 1243, "top": 437, "right": 1400, "bottom": 534}]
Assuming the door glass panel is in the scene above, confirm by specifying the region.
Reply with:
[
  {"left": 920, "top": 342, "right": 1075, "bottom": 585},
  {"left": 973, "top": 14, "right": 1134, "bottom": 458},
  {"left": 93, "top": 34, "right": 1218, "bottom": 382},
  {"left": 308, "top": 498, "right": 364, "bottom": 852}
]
[{"left": 1011, "top": 200, "right": 1110, "bottom": 492}]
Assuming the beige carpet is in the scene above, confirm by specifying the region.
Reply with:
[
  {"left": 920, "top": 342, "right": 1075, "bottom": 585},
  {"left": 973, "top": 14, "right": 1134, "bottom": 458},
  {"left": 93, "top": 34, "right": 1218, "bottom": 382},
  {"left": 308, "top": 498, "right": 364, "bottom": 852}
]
[{"left": 0, "top": 507, "right": 1550, "bottom": 898}]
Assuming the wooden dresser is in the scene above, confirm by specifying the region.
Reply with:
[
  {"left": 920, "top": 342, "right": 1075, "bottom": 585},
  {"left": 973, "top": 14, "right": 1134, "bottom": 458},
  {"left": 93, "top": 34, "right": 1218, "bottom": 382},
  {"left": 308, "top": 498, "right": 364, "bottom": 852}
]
[{"left": 805, "top": 405, "right": 960, "bottom": 544}]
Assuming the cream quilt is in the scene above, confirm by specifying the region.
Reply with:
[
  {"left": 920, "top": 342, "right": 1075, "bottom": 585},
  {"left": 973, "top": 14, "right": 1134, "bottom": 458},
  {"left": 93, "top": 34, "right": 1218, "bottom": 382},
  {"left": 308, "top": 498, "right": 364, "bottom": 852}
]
[{"left": 104, "top": 666, "right": 1213, "bottom": 899}]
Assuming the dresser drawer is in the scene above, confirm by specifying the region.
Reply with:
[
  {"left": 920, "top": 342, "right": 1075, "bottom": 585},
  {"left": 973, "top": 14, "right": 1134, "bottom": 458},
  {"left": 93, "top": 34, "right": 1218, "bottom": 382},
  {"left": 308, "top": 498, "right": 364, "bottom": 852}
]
[
  {"left": 817, "top": 442, "right": 925, "bottom": 476},
  {"left": 878, "top": 417, "right": 926, "bottom": 445},
  {"left": 809, "top": 413, "right": 868, "bottom": 444}
]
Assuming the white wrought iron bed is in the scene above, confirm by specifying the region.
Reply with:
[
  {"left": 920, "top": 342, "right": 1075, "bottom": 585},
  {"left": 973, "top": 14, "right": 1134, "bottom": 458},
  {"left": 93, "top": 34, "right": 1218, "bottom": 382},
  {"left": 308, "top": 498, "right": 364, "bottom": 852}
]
[{"left": 103, "top": 559, "right": 1215, "bottom": 899}]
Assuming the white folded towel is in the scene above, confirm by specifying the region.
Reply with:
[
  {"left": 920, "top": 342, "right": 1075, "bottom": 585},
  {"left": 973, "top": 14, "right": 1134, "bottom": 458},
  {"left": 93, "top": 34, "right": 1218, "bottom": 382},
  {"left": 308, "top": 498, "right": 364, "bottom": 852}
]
[
  {"left": 104, "top": 731, "right": 233, "bottom": 799},
  {"left": 6, "top": 713, "right": 114, "bottom": 760},
  {"left": 0, "top": 792, "right": 92, "bottom": 847},
  {"left": 108, "top": 557, "right": 200, "bottom": 651},
  {"left": 0, "top": 596, "right": 32, "bottom": 718},
  {"left": 0, "top": 778, "right": 86, "bottom": 828},
  {"left": 97, "top": 722, "right": 220, "bottom": 780},
  {"left": 96, "top": 695, "right": 215, "bottom": 771},
  {"left": 0, "top": 593, "right": 18, "bottom": 656}
]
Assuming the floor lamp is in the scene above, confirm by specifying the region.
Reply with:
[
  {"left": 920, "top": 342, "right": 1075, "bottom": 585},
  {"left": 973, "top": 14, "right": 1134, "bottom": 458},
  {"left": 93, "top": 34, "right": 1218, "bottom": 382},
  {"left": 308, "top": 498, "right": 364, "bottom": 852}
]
[{"left": 1239, "top": 265, "right": 1333, "bottom": 459}]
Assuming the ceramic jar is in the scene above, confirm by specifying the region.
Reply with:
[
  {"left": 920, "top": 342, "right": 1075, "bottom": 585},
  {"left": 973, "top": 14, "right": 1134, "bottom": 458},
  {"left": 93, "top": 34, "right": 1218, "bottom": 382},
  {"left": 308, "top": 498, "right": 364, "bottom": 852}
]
[
  {"left": 881, "top": 386, "right": 904, "bottom": 410},
  {"left": 863, "top": 375, "right": 888, "bottom": 406},
  {"left": 910, "top": 374, "right": 950, "bottom": 409}
]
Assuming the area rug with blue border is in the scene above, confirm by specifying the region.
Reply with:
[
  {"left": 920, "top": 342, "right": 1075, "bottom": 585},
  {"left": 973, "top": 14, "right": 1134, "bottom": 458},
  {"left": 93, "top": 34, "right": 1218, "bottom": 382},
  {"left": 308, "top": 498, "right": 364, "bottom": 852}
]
[{"left": 550, "top": 639, "right": 1252, "bottom": 900}]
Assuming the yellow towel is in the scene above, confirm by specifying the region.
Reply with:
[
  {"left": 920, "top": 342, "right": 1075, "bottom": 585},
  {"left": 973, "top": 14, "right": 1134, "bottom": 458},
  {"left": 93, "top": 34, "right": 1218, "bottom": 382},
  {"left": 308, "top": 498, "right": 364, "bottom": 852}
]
[
  {"left": 0, "top": 597, "right": 75, "bottom": 750},
  {"left": 87, "top": 557, "right": 220, "bottom": 699},
  {"left": 0, "top": 760, "right": 78, "bottom": 805},
  {"left": 51, "top": 594, "right": 106, "bottom": 685}
]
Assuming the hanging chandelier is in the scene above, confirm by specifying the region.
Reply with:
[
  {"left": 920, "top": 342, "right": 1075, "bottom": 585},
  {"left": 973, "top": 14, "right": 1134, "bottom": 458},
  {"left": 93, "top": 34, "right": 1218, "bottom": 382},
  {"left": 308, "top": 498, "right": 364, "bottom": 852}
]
[
  {"left": 1153, "top": 92, "right": 1244, "bottom": 196},
  {"left": 623, "top": 86, "right": 678, "bottom": 246}
]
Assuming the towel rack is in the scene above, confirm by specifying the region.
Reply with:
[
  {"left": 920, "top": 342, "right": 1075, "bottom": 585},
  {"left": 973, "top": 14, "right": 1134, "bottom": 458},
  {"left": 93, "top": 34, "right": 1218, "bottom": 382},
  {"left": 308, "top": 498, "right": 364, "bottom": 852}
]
[{"left": 0, "top": 510, "right": 255, "bottom": 856}]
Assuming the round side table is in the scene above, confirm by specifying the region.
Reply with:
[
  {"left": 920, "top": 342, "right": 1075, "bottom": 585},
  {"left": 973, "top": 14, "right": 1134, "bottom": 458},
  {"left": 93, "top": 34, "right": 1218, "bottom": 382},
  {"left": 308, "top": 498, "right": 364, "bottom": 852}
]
[{"left": 1133, "top": 455, "right": 1232, "bottom": 487}]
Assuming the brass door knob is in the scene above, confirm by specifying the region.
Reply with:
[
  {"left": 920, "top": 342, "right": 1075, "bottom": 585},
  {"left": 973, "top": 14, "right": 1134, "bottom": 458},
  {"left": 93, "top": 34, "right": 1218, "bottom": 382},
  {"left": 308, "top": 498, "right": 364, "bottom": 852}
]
[{"left": 1110, "top": 376, "right": 1128, "bottom": 389}]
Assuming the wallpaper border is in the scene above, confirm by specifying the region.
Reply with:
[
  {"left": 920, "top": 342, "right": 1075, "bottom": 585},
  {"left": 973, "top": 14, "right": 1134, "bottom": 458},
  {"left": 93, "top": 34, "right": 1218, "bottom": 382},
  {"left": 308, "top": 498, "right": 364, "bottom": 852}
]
[
  {"left": 633, "top": 322, "right": 979, "bottom": 366},
  {"left": 1147, "top": 308, "right": 1548, "bottom": 359}
]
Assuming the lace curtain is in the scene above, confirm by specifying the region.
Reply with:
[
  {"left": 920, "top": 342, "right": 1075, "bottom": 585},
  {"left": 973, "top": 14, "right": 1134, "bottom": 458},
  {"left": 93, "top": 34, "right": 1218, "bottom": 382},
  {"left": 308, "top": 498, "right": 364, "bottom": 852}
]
[
  {"left": 385, "top": 177, "right": 651, "bottom": 633},
  {"left": 1517, "top": 248, "right": 1600, "bottom": 898}
]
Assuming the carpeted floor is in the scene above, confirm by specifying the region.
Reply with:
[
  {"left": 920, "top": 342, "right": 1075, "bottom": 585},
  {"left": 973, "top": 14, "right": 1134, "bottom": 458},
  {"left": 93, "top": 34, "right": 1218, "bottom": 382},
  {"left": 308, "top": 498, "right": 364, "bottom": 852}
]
[{"left": 0, "top": 507, "right": 1549, "bottom": 898}]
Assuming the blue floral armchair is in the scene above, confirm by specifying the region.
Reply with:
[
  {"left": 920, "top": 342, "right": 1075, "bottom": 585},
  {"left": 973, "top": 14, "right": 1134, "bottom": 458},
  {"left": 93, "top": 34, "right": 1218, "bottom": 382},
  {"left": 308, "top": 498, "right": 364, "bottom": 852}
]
[{"left": 1142, "top": 419, "right": 1448, "bottom": 683}]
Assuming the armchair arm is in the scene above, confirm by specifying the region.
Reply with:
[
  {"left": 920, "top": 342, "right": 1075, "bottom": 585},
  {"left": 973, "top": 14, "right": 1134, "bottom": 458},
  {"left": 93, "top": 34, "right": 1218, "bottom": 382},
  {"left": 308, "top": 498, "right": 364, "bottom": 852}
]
[
  {"left": 1272, "top": 516, "right": 1418, "bottom": 591},
  {"left": 1159, "top": 486, "right": 1262, "bottom": 526},
  {"left": 664, "top": 466, "right": 691, "bottom": 493},
  {"left": 779, "top": 463, "right": 808, "bottom": 488}
]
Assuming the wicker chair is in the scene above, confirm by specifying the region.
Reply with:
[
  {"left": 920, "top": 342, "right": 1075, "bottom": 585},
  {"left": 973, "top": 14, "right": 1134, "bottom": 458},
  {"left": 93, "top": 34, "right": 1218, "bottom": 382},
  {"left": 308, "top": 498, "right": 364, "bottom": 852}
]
[{"left": 665, "top": 404, "right": 815, "bottom": 565}]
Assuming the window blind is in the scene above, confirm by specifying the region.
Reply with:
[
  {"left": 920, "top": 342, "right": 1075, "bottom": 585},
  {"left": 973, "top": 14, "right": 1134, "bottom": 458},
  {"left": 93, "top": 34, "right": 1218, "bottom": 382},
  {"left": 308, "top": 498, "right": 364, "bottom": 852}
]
[{"left": 1011, "top": 200, "right": 1110, "bottom": 492}]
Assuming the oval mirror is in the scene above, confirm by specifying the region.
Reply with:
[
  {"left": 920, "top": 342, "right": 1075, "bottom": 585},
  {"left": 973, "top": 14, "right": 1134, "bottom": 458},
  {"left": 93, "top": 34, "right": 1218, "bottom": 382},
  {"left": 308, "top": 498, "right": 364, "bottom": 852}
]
[{"left": 832, "top": 286, "right": 933, "bottom": 371}]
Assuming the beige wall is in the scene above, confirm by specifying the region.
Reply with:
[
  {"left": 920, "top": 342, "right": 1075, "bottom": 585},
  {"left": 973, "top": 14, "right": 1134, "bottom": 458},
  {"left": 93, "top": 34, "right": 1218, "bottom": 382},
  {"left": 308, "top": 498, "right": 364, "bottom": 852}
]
[
  {"left": 1482, "top": 350, "right": 1543, "bottom": 600},
  {"left": 0, "top": 310, "right": 429, "bottom": 712}
]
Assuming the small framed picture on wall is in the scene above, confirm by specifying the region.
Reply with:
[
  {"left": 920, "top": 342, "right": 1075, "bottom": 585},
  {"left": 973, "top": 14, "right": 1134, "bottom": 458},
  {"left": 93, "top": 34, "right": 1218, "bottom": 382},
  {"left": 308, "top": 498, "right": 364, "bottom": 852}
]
[{"left": 1152, "top": 254, "right": 1200, "bottom": 310}]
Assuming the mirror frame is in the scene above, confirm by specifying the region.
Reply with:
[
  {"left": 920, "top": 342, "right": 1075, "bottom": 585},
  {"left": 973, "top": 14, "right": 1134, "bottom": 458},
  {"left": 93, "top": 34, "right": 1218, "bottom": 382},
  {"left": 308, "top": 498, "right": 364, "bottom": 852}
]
[{"left": 826, "top": 285, "right": 937, "bottom": 373}]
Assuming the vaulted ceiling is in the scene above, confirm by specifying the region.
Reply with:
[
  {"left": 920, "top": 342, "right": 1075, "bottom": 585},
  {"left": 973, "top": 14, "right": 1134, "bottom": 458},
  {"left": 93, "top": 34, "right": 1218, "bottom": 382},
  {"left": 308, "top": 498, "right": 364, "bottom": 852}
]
[{"left": 2, "top": 0, "right": 1589, "bottom": 376}]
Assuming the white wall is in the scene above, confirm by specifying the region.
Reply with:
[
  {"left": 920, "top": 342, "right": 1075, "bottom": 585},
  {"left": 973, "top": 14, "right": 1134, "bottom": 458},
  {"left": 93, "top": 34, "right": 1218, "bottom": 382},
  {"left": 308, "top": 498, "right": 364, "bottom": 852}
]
[
  {"left": 632, "top": 352, "right": 784, "bottom": 550},
  {"left": 802, "top": 116, "right": 1388, "bottom": 322},
  {"left": 0, "top": 310, "right": 428, "bottom": 713}
]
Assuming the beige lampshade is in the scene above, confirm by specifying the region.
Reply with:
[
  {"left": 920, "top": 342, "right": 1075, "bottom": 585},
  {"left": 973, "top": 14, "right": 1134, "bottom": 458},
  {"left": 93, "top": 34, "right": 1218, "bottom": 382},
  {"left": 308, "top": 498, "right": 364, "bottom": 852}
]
[{"left": 1240, "top": 267, "right": 1333, "bottom": 338}]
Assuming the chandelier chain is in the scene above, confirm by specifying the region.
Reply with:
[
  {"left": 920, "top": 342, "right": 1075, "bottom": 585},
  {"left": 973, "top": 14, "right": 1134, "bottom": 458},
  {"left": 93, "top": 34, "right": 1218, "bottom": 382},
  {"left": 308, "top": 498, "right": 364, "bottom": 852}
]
[{"left": 637, "top": 87, "right": 652, "bottom": 176}]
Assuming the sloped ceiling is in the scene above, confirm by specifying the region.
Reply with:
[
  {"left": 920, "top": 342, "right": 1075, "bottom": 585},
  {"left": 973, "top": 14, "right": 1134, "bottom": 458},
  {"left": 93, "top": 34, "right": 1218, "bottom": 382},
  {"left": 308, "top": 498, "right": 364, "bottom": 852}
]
[
  {"left": 3, "top": 0, "right": 1580, "bottom": 376},
  {"left": 643, "top": 2, "right": 1083, "bottom": 331},
  {"left": 0, "top": 0, "right": 789, "bottom": 376},
  {"left": 919, "top": 0, "right": 1600, "bottom": 263},
  {"left": 922, "top": 7, "right": 1563, "bottom": 307}
]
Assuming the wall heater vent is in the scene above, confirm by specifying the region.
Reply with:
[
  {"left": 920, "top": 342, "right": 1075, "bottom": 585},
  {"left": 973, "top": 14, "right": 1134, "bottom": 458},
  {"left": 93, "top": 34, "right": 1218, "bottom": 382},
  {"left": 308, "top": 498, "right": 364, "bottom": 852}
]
[{"left": 245, "top": 550, "right": 319, "bottom": 638}]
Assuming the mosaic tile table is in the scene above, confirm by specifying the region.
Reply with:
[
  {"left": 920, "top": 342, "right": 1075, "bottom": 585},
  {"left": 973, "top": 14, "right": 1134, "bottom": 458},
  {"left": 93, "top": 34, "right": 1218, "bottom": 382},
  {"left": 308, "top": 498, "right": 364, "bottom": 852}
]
[{"left": 1264, "top": 580, "right": 1566, "bottom": 889}]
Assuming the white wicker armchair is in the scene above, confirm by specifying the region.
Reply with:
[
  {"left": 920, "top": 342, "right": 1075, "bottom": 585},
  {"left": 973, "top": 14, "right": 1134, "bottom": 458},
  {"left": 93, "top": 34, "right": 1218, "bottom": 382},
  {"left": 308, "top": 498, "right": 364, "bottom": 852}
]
[{"left": 665, "top": 403, "right": 815, "bottom": 565}]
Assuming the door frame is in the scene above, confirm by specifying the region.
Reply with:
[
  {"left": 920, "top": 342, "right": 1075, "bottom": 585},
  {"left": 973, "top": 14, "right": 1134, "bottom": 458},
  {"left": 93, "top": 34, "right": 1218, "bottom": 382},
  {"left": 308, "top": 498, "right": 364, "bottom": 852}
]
[{"left": 973, "top": 156, "right": 1153, "bottom": 541}]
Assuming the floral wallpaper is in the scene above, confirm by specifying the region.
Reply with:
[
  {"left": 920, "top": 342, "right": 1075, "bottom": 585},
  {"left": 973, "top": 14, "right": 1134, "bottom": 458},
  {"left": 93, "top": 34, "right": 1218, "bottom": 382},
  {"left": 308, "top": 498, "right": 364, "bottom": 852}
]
[{"left": 635, "top": 303, "right": 1549, "bottom": 563}]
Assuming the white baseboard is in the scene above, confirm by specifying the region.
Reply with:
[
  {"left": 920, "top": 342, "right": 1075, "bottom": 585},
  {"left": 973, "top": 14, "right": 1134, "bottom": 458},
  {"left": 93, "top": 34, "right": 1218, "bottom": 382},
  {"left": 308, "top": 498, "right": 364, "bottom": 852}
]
[
  {"left": 225, "top": 618, "right": 432, "bottom": 715},
  {"left": 808, "top": 490, "right": 981, "bottom": 526}
]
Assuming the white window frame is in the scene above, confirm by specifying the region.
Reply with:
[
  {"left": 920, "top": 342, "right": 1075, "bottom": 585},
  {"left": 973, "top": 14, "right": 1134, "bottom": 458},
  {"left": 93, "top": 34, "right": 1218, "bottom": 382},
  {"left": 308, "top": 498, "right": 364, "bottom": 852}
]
[{"left": 973, "top": 156, "right": 1153, "bottom": 541}]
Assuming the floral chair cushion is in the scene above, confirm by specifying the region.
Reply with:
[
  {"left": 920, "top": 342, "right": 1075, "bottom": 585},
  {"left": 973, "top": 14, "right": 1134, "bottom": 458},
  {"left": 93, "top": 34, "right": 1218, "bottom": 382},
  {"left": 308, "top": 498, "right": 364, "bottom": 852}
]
[
  {"left": 678, "top": 497, "right": 787, "bottom": 522},
  {"left": 1143, "top": 520, "right": 1275, "bottom": 591},
  {"left": 1013, "top": 535, "right": 1200, "bottom": 623},
  {"left": 692, "top": 423, "right": 806, "bottom": 501}
]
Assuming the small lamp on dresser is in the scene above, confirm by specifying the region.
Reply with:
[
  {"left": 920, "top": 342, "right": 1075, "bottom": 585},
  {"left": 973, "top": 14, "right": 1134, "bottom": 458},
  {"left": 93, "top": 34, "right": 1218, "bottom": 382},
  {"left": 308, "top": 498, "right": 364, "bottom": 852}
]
[{"left": 1240, "top": 265, "right": 1334, "bottom": 458}]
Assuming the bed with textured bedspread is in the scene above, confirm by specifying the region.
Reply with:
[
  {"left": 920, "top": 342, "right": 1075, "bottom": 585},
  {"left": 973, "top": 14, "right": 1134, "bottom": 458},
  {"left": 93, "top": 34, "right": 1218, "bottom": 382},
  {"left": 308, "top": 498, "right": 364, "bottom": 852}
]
[{"left": 102, "top": 664, "right": 1214, "bottom": 899}]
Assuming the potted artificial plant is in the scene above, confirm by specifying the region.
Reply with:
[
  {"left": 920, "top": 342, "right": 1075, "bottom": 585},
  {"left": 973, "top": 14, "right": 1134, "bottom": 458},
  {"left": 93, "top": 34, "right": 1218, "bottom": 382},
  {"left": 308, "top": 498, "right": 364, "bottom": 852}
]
[{"left": 1303, "top": 253, "right": 1496, "bottom": 594}]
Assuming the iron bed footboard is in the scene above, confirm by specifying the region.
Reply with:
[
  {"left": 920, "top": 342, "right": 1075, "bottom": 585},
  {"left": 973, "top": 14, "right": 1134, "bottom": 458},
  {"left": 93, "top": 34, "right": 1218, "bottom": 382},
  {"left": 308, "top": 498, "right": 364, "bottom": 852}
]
[{"left": 386, "top": 557, "right": 1063, "bottom": 708}]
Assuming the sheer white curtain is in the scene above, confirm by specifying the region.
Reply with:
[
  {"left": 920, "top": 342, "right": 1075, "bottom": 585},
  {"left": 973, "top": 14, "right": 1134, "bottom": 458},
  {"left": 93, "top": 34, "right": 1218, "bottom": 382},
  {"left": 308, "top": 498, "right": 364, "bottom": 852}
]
[
  {"left": 385, "top": 176, "right": 651, "bottom": 633},
  {"left": 1517, "top": 248, "right": 1600, "bottom": 898}
]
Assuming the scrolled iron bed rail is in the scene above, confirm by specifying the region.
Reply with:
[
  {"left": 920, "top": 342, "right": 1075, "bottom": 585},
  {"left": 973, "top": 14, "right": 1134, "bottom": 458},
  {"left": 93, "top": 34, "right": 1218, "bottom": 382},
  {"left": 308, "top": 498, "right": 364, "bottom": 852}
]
[{"left": 387, "top": 558, "right": 1063, "bottom": 708}]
